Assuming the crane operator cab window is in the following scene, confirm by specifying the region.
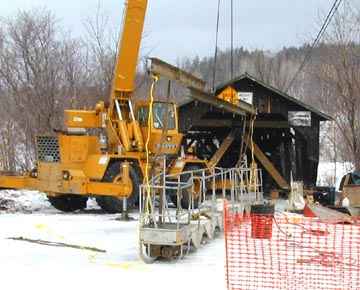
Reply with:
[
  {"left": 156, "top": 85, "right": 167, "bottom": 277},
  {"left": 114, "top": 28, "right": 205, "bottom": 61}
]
[{"left": 138, "top": 102, "right": 176, "bottom": 130}]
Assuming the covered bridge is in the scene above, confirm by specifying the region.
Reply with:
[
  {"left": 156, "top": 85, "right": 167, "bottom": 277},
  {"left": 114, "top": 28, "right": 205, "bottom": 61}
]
[{"left": 179, "top": 73, "right": 331, "bottom": 193}]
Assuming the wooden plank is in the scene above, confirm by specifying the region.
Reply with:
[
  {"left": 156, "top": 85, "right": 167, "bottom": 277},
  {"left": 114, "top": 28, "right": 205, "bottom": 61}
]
[
  {"left": 251, "top": 121, "right": 290, "bottom": 129},
  {"left": 208, "top": 132, "right": 236, "bottom": 168},
  {"left": 191, "top": 120, "right": 289, "bottom": 129},
  {"left": 192, "top": 119, "right": 238, "bottom": 128},
  {"left": 244, "top": 139, "right": 289, "bottom": 189}
]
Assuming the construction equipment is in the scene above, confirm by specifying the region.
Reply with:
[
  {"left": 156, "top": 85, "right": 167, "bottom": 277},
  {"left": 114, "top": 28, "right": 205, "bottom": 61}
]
[
  {"left": 139, "top": 157, "right": 263, "bottom": 263},
  {"left": 0, "top": 0, "right": 256, "bottom": 213}
]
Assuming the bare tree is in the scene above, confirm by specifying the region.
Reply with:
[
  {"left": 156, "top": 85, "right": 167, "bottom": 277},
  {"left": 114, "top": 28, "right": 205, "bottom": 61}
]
[
  {"left": 82, "top": 2, "right": 118, "bottom": 104},
  {"left": 253, "top": 50, "right": 297, "bottom": 92},
  {"left": 0, "top": 5, "right": 149, "bottom": 170},
  {"left": 0, "top": 8, "right": 87, "bottom": 170},
  {"left": 315, "top": 2, "right": 360, "bottom": 170}
]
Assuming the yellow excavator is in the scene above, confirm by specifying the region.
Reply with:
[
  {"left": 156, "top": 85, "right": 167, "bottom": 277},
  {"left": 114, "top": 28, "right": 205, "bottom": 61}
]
[{"left": 0, "top": 0, "right": 255, "bottom": 213}]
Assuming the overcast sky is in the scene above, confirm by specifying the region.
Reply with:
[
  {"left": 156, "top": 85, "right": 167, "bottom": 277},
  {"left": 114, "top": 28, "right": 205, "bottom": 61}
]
[{"left": 0, "top": 0, "right": 333, "bottom": 63}]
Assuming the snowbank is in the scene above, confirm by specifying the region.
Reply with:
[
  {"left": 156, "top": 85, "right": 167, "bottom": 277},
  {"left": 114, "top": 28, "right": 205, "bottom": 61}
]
[{"left": 0, "top": 190, "right": 52, "bottom": 213}]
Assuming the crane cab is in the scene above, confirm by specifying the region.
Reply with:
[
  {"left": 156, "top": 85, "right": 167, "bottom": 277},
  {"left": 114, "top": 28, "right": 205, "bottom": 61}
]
[{"left": 136, "top": 101, "right": 183, "bottom": 155}]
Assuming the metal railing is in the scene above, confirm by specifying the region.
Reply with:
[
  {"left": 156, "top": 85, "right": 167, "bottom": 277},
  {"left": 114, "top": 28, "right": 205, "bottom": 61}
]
[{"left": 139, "top": 157, "right": 263, "bottom": 229}]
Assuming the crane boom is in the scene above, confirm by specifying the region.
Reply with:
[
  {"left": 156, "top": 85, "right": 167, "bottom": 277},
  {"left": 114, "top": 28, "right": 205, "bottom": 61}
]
[
  {"left": 112, "top": 0, "right": 148, "bottom": 98},
  {"left": 106, "top": 0, "right": 148, "bottom": 152}
]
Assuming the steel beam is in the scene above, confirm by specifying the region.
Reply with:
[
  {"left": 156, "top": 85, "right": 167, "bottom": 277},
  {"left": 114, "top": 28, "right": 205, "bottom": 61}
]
[
  {"left": 189, "top": 88, "right": 256, "bottom": 116},
  {"left": 148, "top": 57, "right": 256, "bottom": 116},
  {"left": 148, "top": 57, "right": 206, "bottom": 91}
]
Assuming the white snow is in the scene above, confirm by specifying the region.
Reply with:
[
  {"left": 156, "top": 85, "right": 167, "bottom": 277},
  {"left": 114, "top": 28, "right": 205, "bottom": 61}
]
[
  {"left": 0, "top": 161, "right": 355, "bottom": 290},
  {"left": 0, "top": 190, "right": 53, "bottom": 213},
  {"left": 0, "top": 198, "right": 225, "bottom": 290}
]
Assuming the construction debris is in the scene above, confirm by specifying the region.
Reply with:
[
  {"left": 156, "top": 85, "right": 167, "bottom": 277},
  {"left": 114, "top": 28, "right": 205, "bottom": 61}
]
[{"left": 303, "top": 203, "right": 352, "bottom": 223}]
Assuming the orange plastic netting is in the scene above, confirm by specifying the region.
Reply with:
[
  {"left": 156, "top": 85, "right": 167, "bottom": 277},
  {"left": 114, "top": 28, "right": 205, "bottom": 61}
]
[{"left": 224, "top": 204, "right": 360, "bottom": 290}]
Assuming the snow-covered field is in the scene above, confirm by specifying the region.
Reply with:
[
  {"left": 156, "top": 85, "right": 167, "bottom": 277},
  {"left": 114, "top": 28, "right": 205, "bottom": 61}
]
[
  {"left": 0, "top": 161, "right": 352, "bottom": 290},
  {"left": 0, "top": 191, "right": 225, "bottom": 290}
]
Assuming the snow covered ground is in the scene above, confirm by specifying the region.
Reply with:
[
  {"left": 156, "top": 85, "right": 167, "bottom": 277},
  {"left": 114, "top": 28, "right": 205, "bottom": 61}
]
[
  {"left": 0, "top": 161, "right": 353, "bottom": 290},
  {"left": 0, "top": 192, "right": 225, "bottom": 290}
]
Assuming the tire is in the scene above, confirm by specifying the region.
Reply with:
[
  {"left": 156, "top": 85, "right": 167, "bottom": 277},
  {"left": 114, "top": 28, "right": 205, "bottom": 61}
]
[
  {"left": 47, "top": 195, "right": 88, "bottom": 212},
  {"left": 168, "top": 164, "right": 204, "bottom": 209},
  {"left": 96, "top": 161, "right": 141, "bottom": 213}
]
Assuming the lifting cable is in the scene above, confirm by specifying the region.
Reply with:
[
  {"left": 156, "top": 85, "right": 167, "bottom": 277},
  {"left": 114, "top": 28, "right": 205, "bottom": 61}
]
[
  {"left": 249, "top": 115, "right": 256, "bottom": 165},
  {"left": 154, "top": 80, "right": 171, "bottom": 159},
  {"left": 230, "top": 0, "right": 234, "bottom": 80},
  {"left": 212, "top": 0, "right": 235, "bottom": 90},
  {"left": 249, "top": 114, "right": 258, "bottom": 191},
  {"left": 212, "top": 0, "right": 221, "bottom": 92},
  {"left": 236, "top": 116, "right": 248, "bottom": 167},
  {"left": 286, "top": 0, "right": 343, "bottom": 92},
  {"left": 212, "top": 0, "right": 250, "bottom": 169},
  {"left": 144, "top": 75, "right": 159, "bottom": 215}
]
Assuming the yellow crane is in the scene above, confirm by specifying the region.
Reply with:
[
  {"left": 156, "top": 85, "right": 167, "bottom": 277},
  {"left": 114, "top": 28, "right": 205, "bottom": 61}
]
[{"left": 0, "top": 0, "right": 255, "bottom": 213}]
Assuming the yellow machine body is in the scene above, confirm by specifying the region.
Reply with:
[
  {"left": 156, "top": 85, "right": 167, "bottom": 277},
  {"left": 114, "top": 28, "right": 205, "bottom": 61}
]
[
  {"left": 0, "top": 0, "right": 152, "bottom": 199},
  {"left": 64, "top": 110, "right": 103, "bottom": 129},
  {"left": 0, "top": 134, "right": 133, "bottom": 198},
  {"left": 0, "top": 0, "right": 247, "bottom": 211},
  {"left": 136, "top": 100, "right": 183, "bottom": 156}
]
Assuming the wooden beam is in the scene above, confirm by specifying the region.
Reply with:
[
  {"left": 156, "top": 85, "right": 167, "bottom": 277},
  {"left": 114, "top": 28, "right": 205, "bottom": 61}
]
[
  {"left": 252, "top": 121, "right": 289, "bottom": 129},
  {"left": 192, "top": 119, "right": 239, "bottom": 128},
  {"left": 208, "top": 131, "right": 236, "bottom": 168},
  {"left": 244, "top": 139, "right": 289, "bottom": 189},
  {"left": 192, "top": 119, "right": 289, "bottom": 129}
]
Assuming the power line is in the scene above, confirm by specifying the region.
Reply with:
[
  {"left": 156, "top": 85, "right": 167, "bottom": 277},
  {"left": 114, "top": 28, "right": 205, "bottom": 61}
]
[{"left": 286, "top": 0, "right": 343, "bottom": 92}]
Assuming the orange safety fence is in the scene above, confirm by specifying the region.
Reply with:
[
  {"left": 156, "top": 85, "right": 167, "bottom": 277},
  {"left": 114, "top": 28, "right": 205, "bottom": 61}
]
[{"left": 224, "top": 203, "right": 360, "bottom": 290}]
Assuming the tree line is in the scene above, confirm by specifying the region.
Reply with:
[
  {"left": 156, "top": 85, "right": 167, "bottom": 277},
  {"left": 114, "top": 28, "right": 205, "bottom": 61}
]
[{"left": 0, "top": 2, "right": 359, "bottom": 172}]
